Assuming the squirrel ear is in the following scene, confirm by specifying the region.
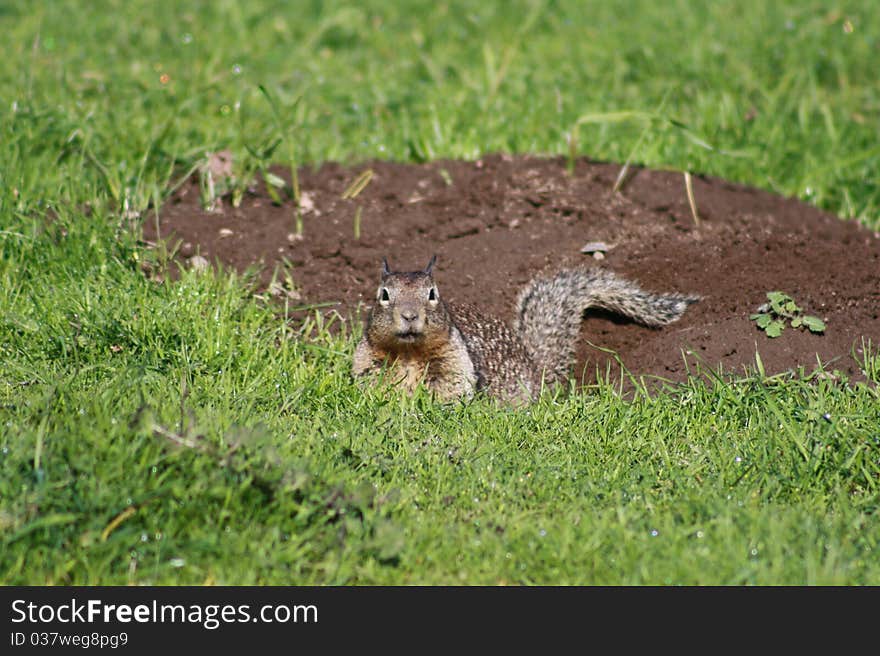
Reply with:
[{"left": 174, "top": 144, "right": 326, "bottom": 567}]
[
  {"left": 381, "top": 258, "right": 391, "bottom": 278},
  {"left": 424, "top": 254, "right": 437, "bottom": 275}
]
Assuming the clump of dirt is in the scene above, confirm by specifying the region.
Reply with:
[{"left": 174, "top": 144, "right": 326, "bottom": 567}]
[{"left": 143, "top": 154, "right": 880, "bottom": 385}]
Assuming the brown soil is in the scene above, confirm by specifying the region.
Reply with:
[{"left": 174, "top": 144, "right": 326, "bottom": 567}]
[{"left": 143, "top": 154, "right": 880, "bottom": 386}]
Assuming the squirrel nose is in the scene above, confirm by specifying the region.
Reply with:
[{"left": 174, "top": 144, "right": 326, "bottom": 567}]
[{"left": 400, "top": 309, "right": 419, "bottom": 322}]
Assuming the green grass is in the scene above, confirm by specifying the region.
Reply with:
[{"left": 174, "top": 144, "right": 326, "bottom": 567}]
[{"left": 2, "top": 0, "right": 879, "bottom": 584}]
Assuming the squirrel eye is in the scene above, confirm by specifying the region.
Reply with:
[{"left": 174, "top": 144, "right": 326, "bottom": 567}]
[
  {"left": 428, "top": 287, "right": 437, "bottom": 302},
  {"left": 379, "top": 287, "right": 390, "bottom": 302}
]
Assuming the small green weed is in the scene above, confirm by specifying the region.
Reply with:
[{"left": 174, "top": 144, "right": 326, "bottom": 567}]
[{"left": 750, "top": 291, "right": 826, "bottom": 338}]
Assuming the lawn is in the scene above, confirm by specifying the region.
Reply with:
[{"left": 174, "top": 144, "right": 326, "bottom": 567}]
[{"left": 1, "top": 0, "right": 878, "bottom": 584}]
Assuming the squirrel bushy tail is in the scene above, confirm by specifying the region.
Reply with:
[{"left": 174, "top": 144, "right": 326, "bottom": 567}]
[{"left": 513, "top": 268, "right": 699, "bottom": 384}]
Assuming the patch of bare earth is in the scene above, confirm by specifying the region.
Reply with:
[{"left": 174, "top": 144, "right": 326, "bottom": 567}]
[{"left": 143, "top": 155, "right": 880, "bottom": 386}]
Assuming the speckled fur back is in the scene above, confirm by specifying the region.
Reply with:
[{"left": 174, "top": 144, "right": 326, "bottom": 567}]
[{"left": 447, "top": 302, "right": 540, "bottom": 403}]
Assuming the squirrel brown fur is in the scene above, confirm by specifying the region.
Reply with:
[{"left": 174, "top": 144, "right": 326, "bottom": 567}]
[{"left": 352, "top": 256, "right": 699, "bottom": 404}]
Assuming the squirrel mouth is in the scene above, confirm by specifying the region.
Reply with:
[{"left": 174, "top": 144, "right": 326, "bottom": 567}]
[{"left": 395, "top": 330, "right": 423, "bottom": 341}]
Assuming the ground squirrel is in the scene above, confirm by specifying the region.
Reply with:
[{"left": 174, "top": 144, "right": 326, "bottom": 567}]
[{"left": 352, "top": 256, "right": 699, "bottom": 404}]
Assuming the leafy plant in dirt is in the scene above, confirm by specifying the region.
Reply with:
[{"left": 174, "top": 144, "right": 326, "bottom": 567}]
[
  {"left": 196, "top": 150, "right": 252, "bottom": 212},
  {"left": 258, "top": 84, "right": 304, "bottom": 233},
  {"left": 750, "top": 291, "right": 826, "bottom": 338}
]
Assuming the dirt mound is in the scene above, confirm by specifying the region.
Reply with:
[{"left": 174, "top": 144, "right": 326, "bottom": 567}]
[{"left": 143, "top": 155, "right": 880, "bottom": 385}]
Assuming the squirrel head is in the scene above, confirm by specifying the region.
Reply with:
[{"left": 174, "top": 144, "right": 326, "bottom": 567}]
[{"left": 367, "top": 255, "right": 451, "bottom": 353}]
